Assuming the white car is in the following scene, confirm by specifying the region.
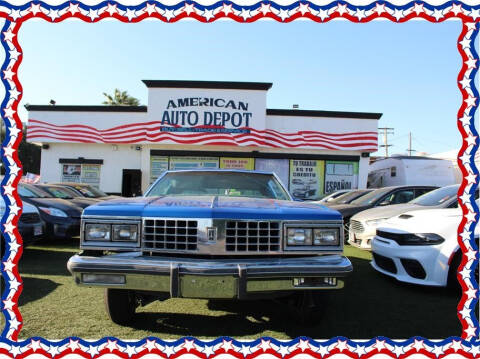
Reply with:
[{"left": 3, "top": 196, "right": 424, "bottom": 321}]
[
  {"left": 349, "top": 184, "right": 462, "bottom": 250},
  {"left": 371, "top": 205, "right": 477, "bottom": 287}
]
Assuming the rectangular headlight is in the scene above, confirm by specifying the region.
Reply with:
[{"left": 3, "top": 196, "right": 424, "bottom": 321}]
[
  {"left": 85, "top": 223, "right": 111, "bottom": 241},
  {"left": 313, "top": 228, "right": 340, "bottom": 246},
  {"left": 286, "top": 228, "right": 312, "bottom": 246},
  {"left": 112, "top": 224, "right": 138, "bottom": 242}
]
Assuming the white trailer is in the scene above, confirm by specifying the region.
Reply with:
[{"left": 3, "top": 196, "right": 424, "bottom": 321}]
[{"left": 367, "top": 156, "right": 457, "bottom": 188}]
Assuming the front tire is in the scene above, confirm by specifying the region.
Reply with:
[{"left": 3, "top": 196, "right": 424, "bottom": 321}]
[{"left": 104, "top": 289, "right": 137, "bottom": 325}]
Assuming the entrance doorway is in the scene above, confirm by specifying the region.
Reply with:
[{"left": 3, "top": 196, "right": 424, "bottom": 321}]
[{"left": 122, "top": 169, "right": 142, "bottom": 197}]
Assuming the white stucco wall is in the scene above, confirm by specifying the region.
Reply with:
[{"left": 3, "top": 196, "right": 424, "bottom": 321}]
[{"left": 40, "top": 143, "right": 142, "bottom": 193}]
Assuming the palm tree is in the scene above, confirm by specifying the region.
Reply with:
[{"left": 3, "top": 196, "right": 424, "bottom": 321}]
[{"left": 102, "top": 89, "right": 140, "bottom": 106}]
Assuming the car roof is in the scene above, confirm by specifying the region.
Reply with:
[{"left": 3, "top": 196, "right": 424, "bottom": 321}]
[{"left": 164, "top": 169, "right": 275, "bottom": 175}]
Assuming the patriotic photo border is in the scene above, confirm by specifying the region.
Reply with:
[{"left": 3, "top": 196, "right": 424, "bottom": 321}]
[{"left": 0, "top": 0, "right": 479, "bottom": 357}]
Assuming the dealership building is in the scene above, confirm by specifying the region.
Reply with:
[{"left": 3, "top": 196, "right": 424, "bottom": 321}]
[{"left": 26, "top": 80, "right": 381, "bottom": 198}]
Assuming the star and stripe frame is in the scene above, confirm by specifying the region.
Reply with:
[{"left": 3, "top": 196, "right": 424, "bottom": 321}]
[{"left": 0, "top": 0, "right": 478, "bottom": 357}]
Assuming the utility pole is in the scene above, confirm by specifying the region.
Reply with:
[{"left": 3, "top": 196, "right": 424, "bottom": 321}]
[
  {"left": 378, "top": 127, "right": 394, "bottom": 157},
  {"left": 406, "top": 132, "right": 416, "bottom": 156}
]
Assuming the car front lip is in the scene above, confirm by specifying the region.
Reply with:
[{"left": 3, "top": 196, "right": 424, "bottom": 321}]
[{"left": 68, "top": 253, "right": 352, "bottom": 299}]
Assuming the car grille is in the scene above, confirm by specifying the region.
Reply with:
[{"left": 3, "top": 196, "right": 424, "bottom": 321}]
[
  {"left": 350, "top": 220, "right": 364, "bottom": 234},
  {"left": 20, "top": 212, "right": 41, "bottom": 224},
  {"left": 143, "top": 219, "right": 198, "bottom": 251},
  {"left": 225, "top": 221, "right": 281, "bottom": 252}
]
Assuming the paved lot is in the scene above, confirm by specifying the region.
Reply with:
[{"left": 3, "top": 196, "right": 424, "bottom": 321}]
[{"left": 6, "top": 239, "right": 461, "bottom": 339}]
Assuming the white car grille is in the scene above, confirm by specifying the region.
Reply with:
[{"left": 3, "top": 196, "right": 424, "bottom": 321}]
[{"left": 350, "top": 220, "right": 365, "bottom": 234}]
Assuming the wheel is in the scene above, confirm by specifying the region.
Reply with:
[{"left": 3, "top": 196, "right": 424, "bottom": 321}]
[
  {"left": 288, "top": 290, "right": 327, "bottom": 325},
  {"left": 104, "top": 289, "right": 137, "bottom": 325},
  {"left": 447, "top": 251, "right": 462, "bottom": 292}
]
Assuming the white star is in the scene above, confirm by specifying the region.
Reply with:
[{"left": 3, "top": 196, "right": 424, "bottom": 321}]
[
  {"left": 466, "top": 248, "right": 477, "bottom": 260},
  {"left": 469, "top": 8, "right": 480, "bottom": 20},
  {"left": 202, "top": 345, "right": 215, "bottom": 357},
  {"left": 259, "top": 3, "right": 270, "bottom": 15},
  {"left": 87, "top": 345, "right": 99, "bottom": 357},
  {"left": 29, "top": 340, "right": 42, "bottom": 352},
  {"left": 459, "top": 37, "right": 471, "bottom": 49},
  {"left": 125, "top": 8, "right": 136, "bottom": 21},
  {"left": 143, "top": 340, "right": 157, "bottom": 352},
  {"left": 374, "top": 340, "right": 386, "bottom": 351},
  {"left": 9, "top": 126, "right": 21, "bottom": 138},
  {"left": 9, "top": 345, "right": 21, "bottom": 357},
  {"left": 68, "top": 339, "right": 81, "bottom": 352},
  {"left": 164, "top": 8, "right": 176, "bottom": 21},
  {"left": 466, "top": 172, "right": 477, "bottom": 185},
  {"left": 460, "top": 76, "right": 471, "bottom": 89},
  {"left": 460, "top": 265, "right": 471, "bottom": 279},
  {"left": 9, "top": 163, "right": 20, "bottom": 176},
  {"left": 392, "top": 345, "right": 404, "bottom": 356},
  {"left": 413, "top": 3, "right": 424, "bottom": 14},
  {"left": 8, "top": 88, "right": 21, "bottom": 101},
  {"left": 432, "top": 8, "right": 444, "bottom": 21},
  {"left": 29, "top": 3, "right": 42, "bottom": 15},
  {"left": 8, "top": 203, "right": 20, "bottom": 216},
  {"left": 239, "top": 8, "right": 250, "bottom": 20},
  {"left": 466, "top": 22, "right": 477, "bottom": 31},
  {"left": 221, "top": 340, "right": 233, "bottom": 352},
  {"left": 298, "top": 3, "right": 310, "bottom": 15},
  {"left": 88, "top": 9, "right": 99, "bottom": 21},
  {"left": 3, "top": 184, "right": 14, "bottom": 196},
  {"left": 460, "top": 151, "right": 471, "bottom": 164},
  {"left": 47, "top": 9, "right": 59, "bottom": 21},
  {"left": 466, "top": 210, "right": 477, "bottom": 223},
  {"left": 259, "top": 339, "right": 271, "bottom": 352},
  {"left": 3, "top": 29, "right": 14, "bottom": 43},
  {"left": 355, "top": 8, "right": 366, "bottom": 20},
  {"left": 336, "top": 3, "right": 348, "bottom": 15},
  {"left": 278, "top": 8, "right": 290, "bottom": 21},
  {"left": 10, "top": 277, "right": 21, "bottom": 291},
  {"left": 3, "top": 68, "right": 14, "bottom": 82},
  {"left": 106, "top": 3, "right": 118, "bottom": 15},
  {"left": 9, "top": 48, "right": 21, "bottom": 61},
  {"left": 465, "top": 325, "right": 477, "bottom": 338},
  {"left": 450, "top": 4, "right": 463, "bottom": 15},
  {"left": 317, "top": 345, "right": 329, "bottom": 357},
  {"left": 9, "top": 9, "right": 22, "bottom": 21},
  {"left": 125, "top": 345, "right": 137, "bottom": 357},
  {"left": 3, "top": 222, "right": 15, "bottom": 236},
  {"left": 466, "top": 286, "right": 477, "bottom": 299},
  {"left": 164, "top": 345, "right": 175, "bottom": 357},
  {"left": 9, "top": 317, "right": 21, "bottom": 330},
  {"left": 466, "top": 57, "right": 477, "bottom": 69},
  {"left": 9, "top": 240, "right": 20, "bottom": 253},
  {"left": 278, "top": 345, "right": 290, "bottom": 357},
  {"left": 393, "top": 8, "right": 404, "bottom": 21},
  {"left": 105, "top": 340, "right": 118, "bottom": 352},
  {"left": 318, "top": 9, "right": 329, "bottom": 20},
  {"left": 47, "top": 345, "right": 59, "bottom": 356},
  {"left": 182, "top": 339, "right": 195, "bottom": 352},
  {"left": 3, "top": 298, "right": 14, "bottom": 310},
  {"left": 68, "top": 3, "right": 80, "bottom": 14},
  {"left": 4, "top": 107, "right": 14, "bottom": 119},
  {"left": 221, "top": 3, "right": 232, "bottom": 15},
  {"left": 240, "top": 344, "right": 251, "bottom": 356},
  {"left": 374, "top": 3, "right": 386, "bottom": 15},
  {"left": 450, "top": 340, "right": 463, "bottom": 352},
  {"left": 432, "top": 345, "right": 444, "bottom": 357},
  {"left": 336, "top": 340, "right": 348, "bottom": 352},
  {"left": 468, "top": 344, "right": 480, "bottom": 356},
  {"left": 464, "top": 95, "right": 477, "bottom": 108},
  {"left": 145, "top": 3, "right": 156, "bottom": 15},
  {"left": 413, "top": 339, "right": 425, "bottom": 351},
  {"left": 466, "top": 134, "right": 477, "bottom": 146}
]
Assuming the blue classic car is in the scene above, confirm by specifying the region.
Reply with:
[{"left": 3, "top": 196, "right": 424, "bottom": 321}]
[{"left": 67, "top": 170, "right": 352, "bottom": 324}]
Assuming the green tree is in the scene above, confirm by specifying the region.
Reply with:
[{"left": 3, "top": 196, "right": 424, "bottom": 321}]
[{"left": 102, "top": 89, "right": 140, "bottom": 106}]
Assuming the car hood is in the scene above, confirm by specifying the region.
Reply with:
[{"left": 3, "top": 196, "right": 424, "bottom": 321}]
[
  {"left": 352, "top": 203, "right": 423, "bottom": 222},
  {"left": 326, "top": 203, "right": 372, "bottom": 218},
  {"left": 83, "top": 196, "right": 342, "bottom": 220},
  {"left": 378, "top": 208, "right": 462, "bottom": 238},
  {"left": 22, "top": 197, "right": 83, "bottom": 216}
]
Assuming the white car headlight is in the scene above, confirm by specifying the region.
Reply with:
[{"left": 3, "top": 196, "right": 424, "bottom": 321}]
[
  {"left": 313, "top": 228, "right": 340, "bottom": 246},
  {"left": 39, "top": 207, "right": 68, "bottom": 218},
  {"left": 112, "top": 224, "right": 138, "bottom": 241},
  {"left": 85, "top": 223, "right": 111, "bottom": 241},
  {"left": 286, "top": 228, "right": 312, "bottom": 245},
  {"left": 366, "top": 218, "right": 388, "bottom": 227}
]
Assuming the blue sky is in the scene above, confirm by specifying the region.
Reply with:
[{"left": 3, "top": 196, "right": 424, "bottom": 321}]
[{"left": 17, "top": 18, "right": 464, "bottom": 156}]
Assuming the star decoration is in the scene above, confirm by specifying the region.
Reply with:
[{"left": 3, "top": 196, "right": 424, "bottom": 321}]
[
  {"left": 465, "top": 209, "right": 477, "bottom": 223},
  {"left": 105, "top": 340, "right": 118, "bottom": 352},
  {"left": 468, "top": 344, "right": 480, "bottom": 356},
  {"left": 47, "top": 345, "right": 59, "bottom": 357},
  {"left": 318, "top": 9, "right": 329, "bottom": 20},
  {"left": 9, "top": 9, "right": 22, "bottom": 21},
  {"left": 164, "top": 345, "right": 175, "bottom": 357},
  {"left": 460, "top": 265, "right": 471, "bottom": 279},
  {"left": 240, "top": 344, "right": 251, "bottom": 356},
  {"left": 87, "top": 345, "right": 99, "bottom": 357},
  {"left": 125, "top": 345, "right": 137, "bottom": 357},
  {"left": 9, "top": 240, "right": 21, "bottom": 253},
  {"left": 374, "top": 339, "right": 386, "bottom": 351},
  {"left": 317, "top": 345, "right": 330, "bottom": 357},
  {"left": 466, "top": 248, "right": 477, "bottom": 260},
  {"left": 9, "top": 345, "right": 22, "bottom": 357},
  {"left": 459, "top": 151, "right": 471, "bottom": 164},
  {"left": 413, "top": 339, "right": 425, "bottom": 352},
  {"left": 240, "top": 8, "right": 251, "bottom": 20},
  {"left": 278, "top": 345, "right": 290, "bottom": 357},
  {"left": 163, "top": 8, "right": 176, "bottom": 21},
  {"left": 3, "top": 29, "right": 15, "bottom": 43},
  {"left": 9, "top": 317, "right": 21, "bottom": 330},
  {"left": 3, "top": 184, "right": 15, "bottom": 196},
  {"left": 459, "top": 76, "right": 471, "bottom": 89},
  {"left": 9, "top": 48, "right": 21, "bottom": 61},
  {"left": 392, "top": 345, "right": 404, "bottom": 356},
  {"left": 464, "top": 95, "right": 477, "bottom": 108},
  {"left": 354, "top": 8, "right": 366, "bottom": 20},
  {"left": 220, "top": 3, "right": 232, "bottom": 15},
  {"left": 106, "top": 3, "right": 118, "bottom": 15},
  {"left": 9, "top": 125, "right": 21, "bottom": 138},
  {"left": 259, "top": 3, "right": 271, "bottom": 15},
  {"left": 393, "top": 8, "right": 404, "bottom": 21},
  {"left": 8, "top": 202, "right": 20, "bottom": 216},
  {"left": 469, "top": 8, "right": 480, "bottom": 20},
  {"left": 28, "top": 340, "right": 42, "bottom": 352},
  {"left": 3, "top": 222, "right": 15, "bottom": 236},
  {"left": 466, "top": 286, "right": 477, "bottom": 299},
  {"left": 3, "top": 68, "right": 14, "bottom": 82},
  {"left": 259, "top": 339, "right": 271, "bottom": 352},
  {"left": 182, "top": 340, "right": 196, "bottom": 352},
  {"left": 465, "top": 325, "right": 477, "bottom": 338},
  {"left": 4, "top": 107, "right": 15, "bottom": 119},
  {"left": 413, "top": 3, "right": 424, "bottom": 14},
  {"left": 202, "top": 345, "right": 215, "bottom": 357},
  {"left": 278, "top": 8, "right": 290, "bottom": 21},
  {"left": 143, "top": 340, "right": 157, "bottom": 352},
  {"left": 68, "top": 3, "right": 80, "bottom": 14},
  {"left": 10, "top": 277, "right": 21, "bottom": 291},
  {"left": 432, "top": 345, "right": 444, "bottom": 357},
  {"left": 125, "top": 8, "right": 137, "bottom": 21},
  {"left": 145, "top": 3, "right": 157, "bottom": 15},
  {"left": 465, "top": 133, "right": 477, "bottom": 146},
  {"left": 450, "top": 3, "right": 462, "bottom": 15},
  {"left": 336, "top": 3, "right": 348, "bottom": 15},
  {"left": 466, "top": 22, "right": 477, "bottom": 31},
  {"left": 336, "top": 340, "right": 348, "bottom": 352},
  {"left": 432, "top": 8, "right": 443, "bottom": 21},
  {"left": 68, "top": 339, "right": 81, "bottom": 352},
  {"left": 459, "top": 38, "right": 471, "bottom": 49},
  {"left": 450, "top": 340, "right": 464, "bottom": 352},
  {"left": 298, "top": 3, "right": 310, "bottom": 15},
  {"left": 466, "top": 57, "right": 477, "bottom": 69},
  {"left": 183, "top": 3, "right": 195, "bottom": 15},
  {"left": 221, "top": 340, "right": 233, "bottom": 352},
  {"left": 466, "top": 172, "right": 477, "bottom": 185},
  {"left": 29, "top": 3, "right": 42, "bottom": 15},
  {"left": 87, "top": 8, "right": 99, "bottom": 21},
  {"left": 9, "top": 163, "right": 20, "bottom": 176},
  {"left": 47, "top": 9, "right": 60, "bottom": 21},
  {"left": 3, "top": 298, "right": 14, "bottom": 310},
  {"left": 374, "top": 3, "right": 386, "bottom": 15},
  {"left": 201, "top": 8, "right": 213, "bottom": 21}
]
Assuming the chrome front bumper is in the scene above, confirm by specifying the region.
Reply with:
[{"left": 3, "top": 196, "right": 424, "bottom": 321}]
[{"left": 67, "top": 253, "right": 352, "bottom": 299}]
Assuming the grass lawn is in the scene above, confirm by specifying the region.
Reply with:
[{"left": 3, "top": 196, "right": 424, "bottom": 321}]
[{"left": 9, "top": 239, "right": 461, "bottom": 339}]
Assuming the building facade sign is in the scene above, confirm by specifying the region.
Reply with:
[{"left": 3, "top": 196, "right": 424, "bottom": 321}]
[
  {"left": 324, "top": 160, "right": 359, "bottom": 194},
  {"left": 289, "top": 160, "right": 325, "bottom": 200},
  {"left": 220, "top": 157, "right": 255, "bottom": 170},
  {"left": 169, "top": 156, "right": 219, "bottom": 170}
]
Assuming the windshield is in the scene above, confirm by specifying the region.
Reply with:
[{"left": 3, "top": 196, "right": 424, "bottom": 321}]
[
  {"left": 71, "top": 184, "right": 107, "bottom": 198},
  {"left": 350, "top": 187, "right": 393, "bottom": 206},
  {"left": 19, "top": 184, "right": 52, "bottom": 198},
  {"left": 146, "top": 171, "right": 291, "bottom": 200},
  {"left": 410, "top": 185, "right": 459, "bottom": 206},
  {"left": 333, "top": 189, "right": 373, "bottom": 204},
  {"left": 40, "top": 186, "right": 77, "bottom": 199}
]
